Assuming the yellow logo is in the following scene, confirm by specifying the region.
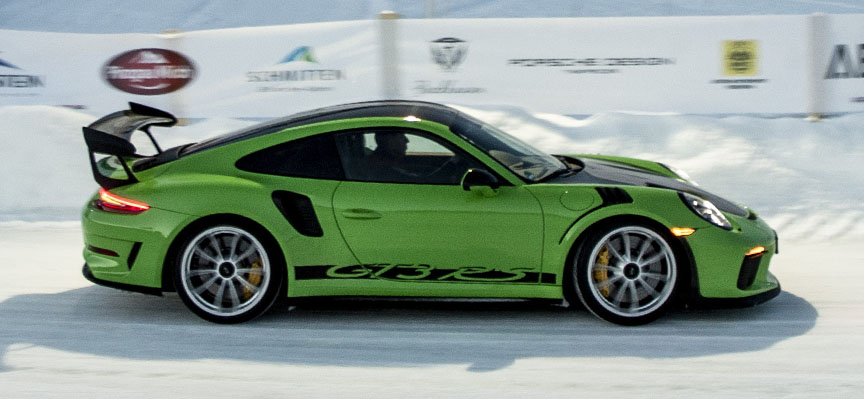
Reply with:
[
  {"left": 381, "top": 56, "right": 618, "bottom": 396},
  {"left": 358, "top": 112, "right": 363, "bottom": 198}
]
[{"left": 723, "top": 40, "right": 758, "bottom": 76}]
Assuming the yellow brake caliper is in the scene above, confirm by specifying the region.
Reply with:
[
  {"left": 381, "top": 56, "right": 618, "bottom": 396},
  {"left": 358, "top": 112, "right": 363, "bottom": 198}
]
[
  {"left": 243, "top": 259, "right": 263, "bottom": 300},
  {"left": 593, "top": 245, "right": 611, "bottom": 297}
]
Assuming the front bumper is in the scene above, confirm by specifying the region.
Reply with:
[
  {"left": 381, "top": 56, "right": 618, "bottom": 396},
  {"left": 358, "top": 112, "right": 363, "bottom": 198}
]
[
  {"left": 692, "top": 280, "right": 781, "bottom": 308},
  {"left": 685, "top": 213, "right": 780, "bottom": 301}
]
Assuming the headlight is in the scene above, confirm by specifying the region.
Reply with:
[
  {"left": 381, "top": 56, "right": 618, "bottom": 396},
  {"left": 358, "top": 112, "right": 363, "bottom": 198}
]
[
  {"left": 660, "top": 163, "right": 698, "bottom": 186},
  {"left": 679, "top": 192, "right": 732, "bottom": 230}
]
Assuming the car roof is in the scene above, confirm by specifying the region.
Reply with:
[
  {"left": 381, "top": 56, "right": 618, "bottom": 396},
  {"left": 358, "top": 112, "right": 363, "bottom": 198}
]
[{"left": 182, "top": 100, "right": 459, "bottom": 156}]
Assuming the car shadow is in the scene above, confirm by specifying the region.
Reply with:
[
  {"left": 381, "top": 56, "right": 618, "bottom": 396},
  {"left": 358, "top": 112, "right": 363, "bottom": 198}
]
[{"left": 0, "top": 286, "right": 816, "bottom": 372}]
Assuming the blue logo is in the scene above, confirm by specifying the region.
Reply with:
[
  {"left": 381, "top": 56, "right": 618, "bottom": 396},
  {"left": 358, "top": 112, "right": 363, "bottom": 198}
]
[
  {"left": 0, "top": 54, "right": 21, "bottom": 70},
  {"left": 278, "top": 46, "right": 317, "bottom": 64}
]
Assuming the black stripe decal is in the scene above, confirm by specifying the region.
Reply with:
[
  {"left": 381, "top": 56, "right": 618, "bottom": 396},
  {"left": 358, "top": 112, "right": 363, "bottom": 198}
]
[{"left": 294, "top": 264, "right": 557, "bottom": 284}]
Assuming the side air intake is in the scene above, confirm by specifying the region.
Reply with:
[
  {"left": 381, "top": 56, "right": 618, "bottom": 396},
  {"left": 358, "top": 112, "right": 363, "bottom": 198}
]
[
  {"left": 272, "top": 191, "right": 324, "bottom": 237},
  {"left": 595, "top": 187, "right": 633, "bottom": 206}
]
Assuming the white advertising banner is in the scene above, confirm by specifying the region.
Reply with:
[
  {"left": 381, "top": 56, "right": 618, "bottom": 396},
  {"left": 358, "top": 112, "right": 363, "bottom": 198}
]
[
  {"left": 181, "top": 20, "right": 379, "bottom": 118},
  {"left": 0, "top": 30, "right": 173, "bottom": 114},
  {"left": 0, "top": 15, "right": 852, "bottom": 117},
  {"left": 398, "top": 16, "right": 810, "bottom": 114},
  {"left": 821, "top": 14, "right": 864, "bottom": 113},
  {"left": 1, "top": 21, "right": 379, "bottom": 118}
]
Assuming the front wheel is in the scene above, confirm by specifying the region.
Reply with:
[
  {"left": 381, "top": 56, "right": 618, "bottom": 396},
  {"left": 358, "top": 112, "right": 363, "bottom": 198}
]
[
  {"left": 173, "top": 224, "right": 284, "bottom": 323},
  {"left": 572, "top": 224, "right": 679, "bottom": 325}
]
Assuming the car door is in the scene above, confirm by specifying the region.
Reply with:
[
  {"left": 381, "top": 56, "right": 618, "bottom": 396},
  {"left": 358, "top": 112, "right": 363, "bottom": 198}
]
[
  {"left": 331, "top": 128, "right": 545, "bottom": 290},
  {"left": 234, "top": 132, "right": 369, "bottom": 295}
]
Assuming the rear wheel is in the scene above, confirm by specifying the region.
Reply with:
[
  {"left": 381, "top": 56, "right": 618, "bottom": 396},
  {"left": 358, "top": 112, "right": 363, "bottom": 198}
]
[
  {"left": 173, "top": 224, "right": 283, "bottom": 323},
  {"left": 572, "top": 224, "right": 679, "bottom": 325}
]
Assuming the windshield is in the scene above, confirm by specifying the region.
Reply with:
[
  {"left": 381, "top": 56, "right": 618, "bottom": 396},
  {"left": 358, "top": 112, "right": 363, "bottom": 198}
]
[{"left": 450, "top": 114, "right": 567, "bottom": 182}]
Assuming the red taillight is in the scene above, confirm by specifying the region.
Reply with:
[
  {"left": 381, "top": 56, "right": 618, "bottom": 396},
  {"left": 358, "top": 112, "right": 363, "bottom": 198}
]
[
  {"left": 95, "top": 188, "right": 150, "bottom": 214},
  {"left": 87, "top": 245, "right": 119, "bottom": 257}
]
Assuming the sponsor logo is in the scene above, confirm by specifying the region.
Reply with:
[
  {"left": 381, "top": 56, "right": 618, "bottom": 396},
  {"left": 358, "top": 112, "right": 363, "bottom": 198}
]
[
  {"left": 825, "top": 43, "right": 864, "bottom": 79},
  {"left": 414, "top": 37, "right": 484, "bottom": 95},
  {"left": 279, "top": 46, "right": 318, "bottom": 63},
  {"left": 413, "top": 80, "right": 483, "bottom": 94},
  {"left": 723, "top": 40, "right": 758, "bottom": 76},
  {"left": 0, "top": 74, "right": 43, "bottom": 89},
  {"left": 824, "top": 44, "right": 864, "bottom": 103},
  {"left": 0, "top": 52, "right": 45, "bottom": 94},
  {"left": 507, "top": 56, "right": 675, "bottom": 75},
  {"left": 0, "top": 54, "right": 21, "bottom": 70},
  {"left": 710, "top": 40, "right": 766, "bottom": 90},
  {"left": 103, "top": 48, "right": 196, "bottom": 95},
  {"left": 247, "top": 46, "right": 346, "bottom": 92},
  {"left": 430, "top": 37, "right": 468, "bottom": 71}
]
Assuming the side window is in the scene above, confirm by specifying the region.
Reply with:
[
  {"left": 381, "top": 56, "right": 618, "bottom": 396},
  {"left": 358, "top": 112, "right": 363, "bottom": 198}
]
[
  {"left": 334, "top": 129, "right": 484, "bottom": 184},
  {"left": 236, "top": 134, "right": 344, "bottom": 179}
]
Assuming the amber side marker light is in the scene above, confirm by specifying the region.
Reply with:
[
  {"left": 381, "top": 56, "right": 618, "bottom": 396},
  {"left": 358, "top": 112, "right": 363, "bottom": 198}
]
[
  {"left": 670, "top": 227, "right": 696, "bottom": 237},
  {"left": 95, "top": 188, "right": 150, "bottom": 214},
  {"left": 745, "top": 246, "right": 766, "bottom": 257}
]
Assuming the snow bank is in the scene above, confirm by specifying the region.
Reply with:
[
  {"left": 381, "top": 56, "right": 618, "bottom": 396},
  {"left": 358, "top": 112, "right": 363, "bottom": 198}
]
[
  {"left": 0, "top": 106, "right": 95, "bottom": 221},
  {"left": 1, "top": 105, "right": 862, "bottom": 241},
  {"left": 0, "top": 106, "right": 253, "bottom": 221},
  {"left": 454, "top": 104, "right": 864, "bottom": 240}
]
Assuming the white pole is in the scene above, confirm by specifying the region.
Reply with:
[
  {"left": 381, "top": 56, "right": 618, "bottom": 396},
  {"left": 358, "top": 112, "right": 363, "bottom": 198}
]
[
  {"left": 425, "top": 0, "right": 436, "bottom": 18},
  {"left": 378, "top": 11, "right": 401, "bottom": 99},
  {"left": 806, "top": 13, "right": 828, "bottom": 121},
  {"left": 161, "top": 29, "right": 188, "bottom": 124}
]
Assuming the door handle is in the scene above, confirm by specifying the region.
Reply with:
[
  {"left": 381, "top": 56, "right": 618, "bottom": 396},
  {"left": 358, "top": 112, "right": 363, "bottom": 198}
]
[{"left": 341, "top": 208, "right": 382, "bottom": 220}]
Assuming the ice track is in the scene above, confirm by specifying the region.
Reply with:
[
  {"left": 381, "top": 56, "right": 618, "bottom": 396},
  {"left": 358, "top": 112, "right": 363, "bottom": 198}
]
[{"left": 0, "top": 224, "right": 861, "bottom": 398}]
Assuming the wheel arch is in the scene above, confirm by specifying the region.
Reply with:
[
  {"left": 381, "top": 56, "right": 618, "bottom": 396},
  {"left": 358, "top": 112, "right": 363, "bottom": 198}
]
[
  {"left": 160, "top": 213, "right": 286, "bottom": 293},
  {"left": 561, "top": 213, "right": 697, "bottom": 306}
]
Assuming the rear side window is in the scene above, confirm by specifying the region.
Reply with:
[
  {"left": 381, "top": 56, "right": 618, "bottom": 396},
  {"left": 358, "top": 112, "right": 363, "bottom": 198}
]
[{"left": 236, "top": 134, "right": 344, "bottom": 179}]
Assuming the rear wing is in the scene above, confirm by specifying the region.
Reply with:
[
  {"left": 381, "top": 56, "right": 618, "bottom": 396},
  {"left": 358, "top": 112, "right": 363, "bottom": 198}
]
[{"left": 83, "top": 103, "right": 177, "bottom": 189}]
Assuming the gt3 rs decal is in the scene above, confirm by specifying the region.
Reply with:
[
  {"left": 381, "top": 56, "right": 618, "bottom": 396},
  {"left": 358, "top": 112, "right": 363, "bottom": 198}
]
[{"left": 295, "top": 264, "right": 556, "bottom": 284}]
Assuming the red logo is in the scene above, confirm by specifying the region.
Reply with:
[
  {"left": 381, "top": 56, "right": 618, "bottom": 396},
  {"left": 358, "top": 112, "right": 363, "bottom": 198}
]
[{"left": 103, "top": 48, "right": 195, "bottom": 95}]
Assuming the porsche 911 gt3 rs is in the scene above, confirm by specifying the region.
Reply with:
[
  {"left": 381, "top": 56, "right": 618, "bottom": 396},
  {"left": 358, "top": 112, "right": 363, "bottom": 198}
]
[{"left": 81, "top": 101, "right": 780, "bottom": 325}]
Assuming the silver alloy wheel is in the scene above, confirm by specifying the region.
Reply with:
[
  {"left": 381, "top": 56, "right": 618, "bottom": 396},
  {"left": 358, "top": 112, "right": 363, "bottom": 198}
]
[
  {"left": 585, "top": 226, "right": 676, "bottom": 318},
  {"left": 179, "top": 226, "right": 271, "bottom": 317}
]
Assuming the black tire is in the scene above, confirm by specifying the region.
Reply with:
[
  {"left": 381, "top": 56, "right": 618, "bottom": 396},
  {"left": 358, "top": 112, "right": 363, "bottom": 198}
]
[
  {"left": 172, "top": 223, "right": 284, "bottom": 323},
  {"left": 571, "top": 223, "right": 680, "bottom": 325}
]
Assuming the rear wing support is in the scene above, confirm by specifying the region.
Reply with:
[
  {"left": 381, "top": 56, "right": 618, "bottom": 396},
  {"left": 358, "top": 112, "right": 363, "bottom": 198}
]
[{"left": 82, "top": 103, "right": 177, "bottom": 189}]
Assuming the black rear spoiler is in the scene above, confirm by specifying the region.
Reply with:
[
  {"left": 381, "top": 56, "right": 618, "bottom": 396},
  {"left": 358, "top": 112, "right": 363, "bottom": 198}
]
[{"left": 83, "top": 103, "right": 177, "bottom": 189}]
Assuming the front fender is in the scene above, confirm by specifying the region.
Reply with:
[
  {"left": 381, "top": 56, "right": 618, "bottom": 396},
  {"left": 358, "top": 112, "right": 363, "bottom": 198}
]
[{"left": 557, "top": 185, "right": 709, "bottom": 249}]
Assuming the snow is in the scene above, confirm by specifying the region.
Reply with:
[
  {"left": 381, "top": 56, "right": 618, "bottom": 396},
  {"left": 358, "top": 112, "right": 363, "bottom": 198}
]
[
  {"left": 450, "top": 105, "right": 864, "bottom": 241},
  {"left": 1, "top": 1, "right": 863, "bottom": 396},
  {"left": 0, "top": 224, "right": 862, "bottom": 397}
]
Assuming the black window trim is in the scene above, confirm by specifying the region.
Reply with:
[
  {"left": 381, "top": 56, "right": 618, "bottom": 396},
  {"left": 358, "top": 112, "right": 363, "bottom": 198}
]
[
  {"left": 234, "top": 125, "right": 512, "bottom": 186},
  {"left": 334, "top": 126, "right": 511, "bottom": 186}
]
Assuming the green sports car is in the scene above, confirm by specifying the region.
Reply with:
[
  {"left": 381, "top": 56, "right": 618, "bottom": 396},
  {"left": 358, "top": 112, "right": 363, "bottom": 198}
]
[{"left": 81, "top": 101, "right": 780, "bottom": 325}]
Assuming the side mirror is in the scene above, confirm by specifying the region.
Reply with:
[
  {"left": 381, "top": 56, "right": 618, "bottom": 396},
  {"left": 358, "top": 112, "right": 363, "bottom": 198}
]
[{"left": 461, "top": 169, "right": 500, "bottom": 196}]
